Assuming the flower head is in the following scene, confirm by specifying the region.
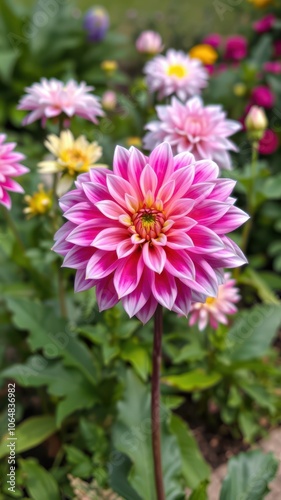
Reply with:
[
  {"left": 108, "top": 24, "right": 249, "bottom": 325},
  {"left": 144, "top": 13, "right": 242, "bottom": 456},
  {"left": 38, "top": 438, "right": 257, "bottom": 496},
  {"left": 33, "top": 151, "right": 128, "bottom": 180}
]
[
  {"left": 254, "top": 14, "right": 276, "bottom": 33},
  {"left": 225, "top": 36, "right": 247, "bottom": 61},
  {"left": 189, "top": 44, "right": 218, "bottom": 66},
  {"left": 83, "top": 6, "right": 109, "bottom": 42},
  {"left": 136, "top": 30, "right": 163, "bottom": 55},
  {"left": 53, "top": 143, "right": 248, "bottom": 324},
  {"left": 18, "top": 78, "right": 104, "bottom": 127},
  {"left": 101, "top": 60, "right": 118, "bottom": 75},
  {"left": 245, "top": 105, "right": 268, "bottom": 140},
  {"left": 258, "top": 129, "right": 279, "bottom": 154},
  {"left": 0, "top": 134, "right": 29, "bottom": 209},
  {"left": 24, "top": 184, "right": 52, "bottom": 218},
  {"left": 144, "top": 49, "right": 208, "bottom": 101},
  {"left": 189, "top": 272, "right": 240, "bottom": 330},
  {"left": 102, "top": 90, "right": 117, "bottom": 111},
  {"left": 263, "top": 61, "right": 281, "bottom": 74},
  {"left": 202, "top": 34, "right": 221, "bottom": 49},
  {"left": 251, "top": 85, "right": 275, "bottom": 108},
  {"left": 144, "top": 97, "right": 241, "bottom": 169}
]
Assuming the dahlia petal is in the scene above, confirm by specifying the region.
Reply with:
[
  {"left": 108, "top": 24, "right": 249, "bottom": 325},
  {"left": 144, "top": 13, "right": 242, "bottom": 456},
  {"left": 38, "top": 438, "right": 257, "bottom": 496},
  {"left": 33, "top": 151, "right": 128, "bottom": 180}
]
[
  {"left": 96, "top": 274, "right": 119, "bottom": 311},
  {"left": 165, "top": 248, "right": 195, "bottom": 279},
  {"left": 74, "top": 269, "right": 97, "bottom": 292},
  {"left": 116, "top": 239, "right": 136, "bottom": 258},
  {"left": 142, "top": 242, "right": 166, "bottom": 273},
  {"left": 209, "top": 206, "right": 250, "bottom": 234},
  {"left": 157, "top": 179, "right": 175, "bottom": 204},
  {"left": 91, "top": 227, "right": 128, "bottom": 251},
  {"left": 63, "top": 246, "right": 94, "bottom": 269},
  {"left": 86, "top": 250, "right": 118, "bottom": 279},
  {"left": 193, "top": 160, "right": 219, "bottom": 182},
  {"left": 148, "top": 142, "right": 174, "bottom": 185},
  {"left": 172, "top": 279, "right": 191, "bottom": 316},
  {"left": 140, "top": 163, "right": 158, "bottom": 197},
  {"left": 82, "top": 182, "right": 110, "bottom": 204},
  {"left": 67, "top": 220, "right": 104, "bottom": 246},
  {"left": 166, "top": 231, "right": 194, "bottom": 249},
  {"left": 95, "top": 200, "right": 126, "bottom": 219},
  {"left": 188, "top": 225, "right": 224, "bottom": 253},
  {"left": 135, "top": 294, "right": 158, "bottom": 324},
  {"left": 151, "top": 270, "right": 177, "bottom": 309},
  {"left": 166, "top": 198, "right": 195, "bottom": 218},
  {"left": 173, "top": 151, "right": 196, "bottom": 170},
  {"left": 107, "top": 174, "right": 137, "bottom": 209},
  {"left": 113, "top": 145, "right": 130, "bottom": 179},
  {"left": 190, "top": 201, "right": 230, "bottom": 225},
  {"left": 113, "top": 251, "right": 144, "bottom": 298},
  {"left": 122, "top": 268, "right": 153, "bottom": 317}
]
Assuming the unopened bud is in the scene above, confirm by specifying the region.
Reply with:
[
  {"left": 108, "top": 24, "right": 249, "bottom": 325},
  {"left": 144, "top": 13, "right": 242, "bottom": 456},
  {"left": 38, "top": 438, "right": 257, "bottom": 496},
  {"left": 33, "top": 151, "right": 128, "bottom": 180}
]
[{"left": 245, "top": 105, "right": 268, "bottom": 141}]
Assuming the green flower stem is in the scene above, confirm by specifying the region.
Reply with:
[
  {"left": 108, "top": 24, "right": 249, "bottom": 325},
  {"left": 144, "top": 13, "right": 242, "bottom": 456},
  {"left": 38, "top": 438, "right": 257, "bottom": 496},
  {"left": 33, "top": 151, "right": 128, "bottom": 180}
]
[{"left": 152, "top": 305, "right": 165, "bottom": 500}]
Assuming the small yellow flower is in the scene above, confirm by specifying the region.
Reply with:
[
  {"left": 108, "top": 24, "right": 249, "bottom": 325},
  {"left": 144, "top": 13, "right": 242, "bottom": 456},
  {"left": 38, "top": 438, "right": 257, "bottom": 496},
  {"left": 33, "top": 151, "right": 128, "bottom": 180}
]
[
  {"left": 125, "top": 137, "right": 142, "bottom": 147},
  {"left": 189, "top": 44, "right": 218, "bottom": 65},
  {"left": 101, "top": 60, "right": 118, "bottom": 74},
  {"left": 248, "top": 0, "right": 273, "bottom": 7},
  {"left": 24, "top": 184, "right": 52, "bottom": 218},
  {"left": 233, "top": 83, "right": 247, "bottom": 97}
]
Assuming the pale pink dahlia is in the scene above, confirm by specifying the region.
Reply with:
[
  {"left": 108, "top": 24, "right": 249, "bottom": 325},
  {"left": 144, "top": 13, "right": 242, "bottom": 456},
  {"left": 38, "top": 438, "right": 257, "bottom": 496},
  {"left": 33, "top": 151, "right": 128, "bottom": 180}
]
[
  {"left": 189, "top": 272, "right": 240, "bottom": 330},
  {"left": 144, "top": 49, "right": 208, "bottom": 101},
  {"left": 53, "top": 143, "right": 248, "bottom": 324},
  {"left": 144, "top": 97, "right": 242, "bottom": 170},
  {"left": 0, "top": 134, "right": 29, "bottom": 209},
  {"left": 18, "top": 78, "right": 104, "bottom": 126}
]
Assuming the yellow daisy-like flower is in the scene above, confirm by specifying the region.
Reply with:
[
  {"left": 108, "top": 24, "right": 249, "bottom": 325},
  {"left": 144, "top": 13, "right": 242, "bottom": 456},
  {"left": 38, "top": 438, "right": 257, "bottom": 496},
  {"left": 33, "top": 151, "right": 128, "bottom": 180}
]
[
  {"left": 24, "top": 184, "right": 52, "bottom": 218},
  {"left": 248, "top": 0, "right": 273, "bottom": 7},
  {"left": 189, "top": 44, "right": 218, "bottom": 66},
  {"left": 39, "top": 130, "right": 107, "bottom": 195},
  {"left": 125, "top": 136, "right": 142, "bottom": 147},
  {"left": 101, "top": 60, "right": 118, "bottom": 74}
]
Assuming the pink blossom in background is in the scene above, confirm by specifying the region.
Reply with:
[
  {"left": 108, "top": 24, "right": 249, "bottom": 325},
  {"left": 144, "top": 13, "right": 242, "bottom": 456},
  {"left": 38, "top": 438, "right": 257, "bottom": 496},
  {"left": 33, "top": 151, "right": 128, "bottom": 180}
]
[
  {"left": 274, "top": 40, "right": 281, "bottom": 57},
  {"left": 53, "top": 142, "right": 248, "bottom": 323},
  {"left": 254, "top": 14, "right": 276, "bottom": 33},
  {"left": 189, "top": 272, "right": 240, "bottom": 330},
  {"left": 144, "top": 97, "right": 241, "bottom": 169},
  {"left": 263, "top": 61, "right": 281, "bottom": 74},
  {"left": 136, "top": 30, "right": 163, "bottom": 55},
  {"left": 251, "top": 85, "right": 275, "bottom": 108},
  {"left": 202, "top": 33, "right": 222, "bottom": 49},
  {"left": 18, "top": 78, "right": 104, "bottom": 127},
  {"left": 0, "top": 134, "right": 29, "bottom": 209},
  {"left": 258, "top": 129, "right": 279, "bottom": 154},
  {"left": 144, "top": 49, "right": 208, "bottom": 100},
  {"left": 225, "top": 36, "right": 247, "bottom": 61}
]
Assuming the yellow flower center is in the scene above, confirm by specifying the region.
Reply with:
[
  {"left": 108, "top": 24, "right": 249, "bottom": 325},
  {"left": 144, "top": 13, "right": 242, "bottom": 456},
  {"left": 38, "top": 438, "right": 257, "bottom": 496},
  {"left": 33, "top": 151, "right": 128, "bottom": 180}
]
[
  {"left": 206, "top": 296, "right": 216, "bottom": 305},
  {"left": 131, "top": 208, "right": 166, "bottom": 241},
  {"left": 61, "top": 148, "right": 90, "bottom": 176},
  {"left": 24, "top": 185, "right": 52, "bottom": 218},
  {"left": 167, "top": 64, "right": 187, "bottom": 78}
]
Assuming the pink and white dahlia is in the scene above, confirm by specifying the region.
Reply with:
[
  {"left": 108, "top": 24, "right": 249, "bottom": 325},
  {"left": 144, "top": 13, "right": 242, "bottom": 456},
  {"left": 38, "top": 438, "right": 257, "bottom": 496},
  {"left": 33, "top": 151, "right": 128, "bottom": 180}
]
[
  {"left": 189, "top": 272, "right": 240, "bottom": 330},
  {"left": 144, "top": 49, "right": 208, "bottom": 101},
  {"left": 0, "top": 134, "right": 29, "bottom": 209},
  {"left": 53, "top": 143, "right": 248, "bottom": 324},
  {"left": 18, "top": 78, "right": 104, "bottom": 127},
  {"left": 144, "top": 97, "right": 241, "bottom": 169}
]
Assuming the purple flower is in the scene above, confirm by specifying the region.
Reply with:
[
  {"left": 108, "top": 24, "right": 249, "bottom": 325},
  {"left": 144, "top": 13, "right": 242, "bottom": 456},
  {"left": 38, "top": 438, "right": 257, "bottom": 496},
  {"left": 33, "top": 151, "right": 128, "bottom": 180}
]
[
  {"left": 254, "top": 14, "right": 276, "bottom": 33},
  {"left": 225, "top": 36, "right": 247, "bottom": 61},
  {"left": 251, "top": 85, "right": 275, "bottom": 108},
  {"left": 83, "top": 6, "right": 109, "bottom": 42}
]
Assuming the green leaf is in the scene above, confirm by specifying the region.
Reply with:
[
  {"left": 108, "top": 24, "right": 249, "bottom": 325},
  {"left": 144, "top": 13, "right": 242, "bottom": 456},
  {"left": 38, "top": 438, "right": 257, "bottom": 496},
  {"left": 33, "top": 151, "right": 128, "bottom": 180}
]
[
  {"left": 238, "top": 411, "right": 261, "bottom": 443},
  {"left": 112, "top": 370, "right": 183, "bottom": 500},
  {"left": 162, "top": 370, "right": 222, "bottom": 391},
  {"left": 250, "top": 35, "right": 273, "bottom": 65},
  {"left": 241, "top": 268, "right": 280, "bottom": 305},
  {"left": 220, "top": 450, "right": 278, "bottom": 500},
  {"left": 242, "top": 382, "right": 276, "bottom": 413},
  {"left": 263, "top": 174, "right": 281, "bottom": 199},
  {"left": 170, "top": 414, "right": 210, "bottom": 489},
  {"left": 19, "top": 458, "right": 60, "bottom": 500},
  {"left": 0, "top": 415, "right": 56, "bottom": 458},
  {"left": 189, "top": 480, "right": 209, "bottom": 500},
  {"left": 226, "top": 304, "right": 281, "bottom": 361},
  {"left": 120, "top": 342, "right": 151, "bottom": 381}
]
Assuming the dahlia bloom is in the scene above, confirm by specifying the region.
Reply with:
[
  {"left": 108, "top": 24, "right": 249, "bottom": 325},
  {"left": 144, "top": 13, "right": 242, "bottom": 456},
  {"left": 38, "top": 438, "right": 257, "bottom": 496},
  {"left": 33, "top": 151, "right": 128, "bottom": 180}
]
[
  {"left": 83, "top": 7, "right": 109, "bottom": 42},
  {"left": 263, "top": 61, "right": 281, "bottom": 74},
  {"left": 0, "top": 134, "right": 29, "bottom": 209},
  {"left": 136, "top": 30, "right": 163, "bottom": 55},
  {"left": 254, "top": 14, "right": 276, "bottom": 33},
  {"left": 18, "top": 78, "right": 104, "bottom": 127},
  {"left": 258, "top": 129, "right": 279, "bottom": 155},
  {"left": 225, "top": 36, "right": 247, "bottom": 61},
  {"left": 189, "top": 272, "right": 240, "bottom": 330},
  {"left": 53, "top": 143, "right": 248, "bottom": 324},
  {"left": 144, "top": 49, "right": 208, "bottom": 101},
  {"left": 202, "top": 34, "right": 221, "bottom": 49},
  {"left": 251, "top": 85, "right": 275, "bottom": 108},
  {"left": 144, "top": 97, "right": 241, "bottom": 169}
]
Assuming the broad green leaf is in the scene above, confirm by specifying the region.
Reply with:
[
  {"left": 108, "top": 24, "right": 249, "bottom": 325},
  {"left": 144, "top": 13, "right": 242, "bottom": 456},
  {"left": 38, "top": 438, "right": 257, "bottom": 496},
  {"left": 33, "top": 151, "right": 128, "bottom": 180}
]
[
  {"left": 19, "top": 458, "right": 60, "bottom": 500},
  {"left": 263, "top": 174, "right": 281, "bottom": 199},
  {"left": 0, "top": 415, "right": 56, "bottom": 458},
  {"left": 162, "top": 370, "right": 222, "bottom": 391},
  {"left": 170, "top": 414, "right": 210, "bottom": 489},
  {"left": 220, "top": 450, "right": 278, "bottom": 500},
  {"left": 189, "top": 480, "right": 208, "bottom": 500},
  {"left": 250, "top": 35, "right": 272, "bottom": 65},
  {"left": 226, "top": 304, "right": 281, "bottom": 361},
  {"left": 120, "top": 342, "right": 151, "bottom": 380},
  {"left": 240, "top": 268, "right": 280, "bottom": 305},
  {"left": 238, "top": 411, "right": 261, "bottom": 443},
  {"left": 112, "top": 370, "right": 183, "bottom": 500}
]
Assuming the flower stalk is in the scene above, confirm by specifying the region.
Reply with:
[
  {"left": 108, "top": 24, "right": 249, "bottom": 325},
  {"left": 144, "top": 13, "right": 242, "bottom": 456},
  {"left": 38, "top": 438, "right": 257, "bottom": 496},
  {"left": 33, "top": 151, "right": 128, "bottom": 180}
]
[{"left": 151, "top": 305, "right": 165, "bottom": 500}]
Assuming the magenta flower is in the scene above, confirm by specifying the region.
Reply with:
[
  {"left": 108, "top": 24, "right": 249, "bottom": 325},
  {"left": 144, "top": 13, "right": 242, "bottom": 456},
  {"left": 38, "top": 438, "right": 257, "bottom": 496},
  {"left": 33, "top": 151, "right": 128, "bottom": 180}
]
[
  {"left": 136, "top": 30, "right": 163, "bottom": 55},
  {"left": 251, "top": 85, "right": 275, "bottom": 108},
  {"left": 189, "top": 272, "right": 240, "bottom": 330},
  {"left": 53, "top": 143, "right": 248, "bottom": 323},
  {"left": 254, "top": 14, "right": 276, "bottom": 33},
  {"left": 0, "top": 134, "right": 29, "bottom": 209},
  {"left": 263, "top": 61, "right": 281, "bottom": 74},
  {"left": 144, "top": 97, "right": 241, "bottom": 169},
  {"left": 144, "top": 49, "right": 208, "bottom": 101},
  {"left": 18, "top": 78, "right": 104, "bottom": 127},
  {"left": 258, "top": 129, "right": 279, "bottom": 154},
  {"left": 274, "top": 40, "right": 281, "bottom": 57},
  {"left": 202, "top": 33, "right": 221, "bottom": 49},
  {"left": 225, "top": 36, "right": 247, "bottom": 61}
]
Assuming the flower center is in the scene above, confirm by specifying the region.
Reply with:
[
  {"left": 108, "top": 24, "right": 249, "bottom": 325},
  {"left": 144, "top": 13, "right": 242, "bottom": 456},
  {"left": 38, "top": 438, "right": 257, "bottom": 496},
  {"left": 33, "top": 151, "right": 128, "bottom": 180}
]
[
  {"left": 61, "top": 148, "right": 89, "bottom": 175},
  {"left": 167, "top": 64, "right": 187, "bottom": 78},
  {"left": 206, "top": 296, "right": 216, "bottom": 305},
  {"left": 131, "top": 208, "right": 166, "bottom": 241}
]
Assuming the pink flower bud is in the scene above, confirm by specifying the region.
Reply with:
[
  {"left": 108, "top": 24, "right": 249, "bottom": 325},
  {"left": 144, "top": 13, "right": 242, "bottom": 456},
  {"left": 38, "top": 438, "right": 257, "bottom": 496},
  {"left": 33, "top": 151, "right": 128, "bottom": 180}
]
[
  {"left": 136, "top": 30, "right": 163, "bottom": 55},
  {"left": 245, "top": 105, "right": 268, "bottom": 140}
]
